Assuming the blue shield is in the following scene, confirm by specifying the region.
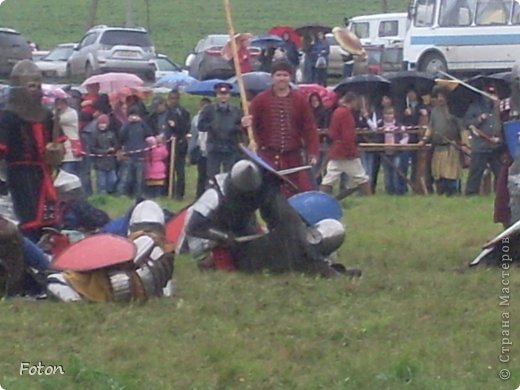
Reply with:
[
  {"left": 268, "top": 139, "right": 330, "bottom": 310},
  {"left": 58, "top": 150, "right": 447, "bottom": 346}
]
[
  {"left": 504, "top": 120, "right": 520, "bottom": 158},
  {"left": 288, "top": 191, "right": 343, "bottom": 225}
]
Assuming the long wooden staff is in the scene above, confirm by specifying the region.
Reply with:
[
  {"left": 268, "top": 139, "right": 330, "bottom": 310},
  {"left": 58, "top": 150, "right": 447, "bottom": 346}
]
[
  {"left": 168, "top": 136, "right": 176, "bottom": 198},
  {"left": 437, "top": 70, "right": 498, "bottom": 101},
  {"left": 223, "top": 0, "right": 257, "bottom": 150}
]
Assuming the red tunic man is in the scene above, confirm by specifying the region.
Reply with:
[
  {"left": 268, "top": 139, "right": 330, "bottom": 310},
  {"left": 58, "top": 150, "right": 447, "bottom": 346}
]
[
  {"left": 245, "top": 60, "right": 319, "bottom": 196},
  {"left": 0, "top": 60, "right": 65, "bottom": 240}
]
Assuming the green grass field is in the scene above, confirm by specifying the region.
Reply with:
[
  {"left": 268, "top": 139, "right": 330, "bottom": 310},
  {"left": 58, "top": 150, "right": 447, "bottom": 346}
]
[
  {"left": 0, "top": 193, "right": 519, "bottom": 389},
  {"left": 0, "top": 1, "right": 519, "bottom": 389}
]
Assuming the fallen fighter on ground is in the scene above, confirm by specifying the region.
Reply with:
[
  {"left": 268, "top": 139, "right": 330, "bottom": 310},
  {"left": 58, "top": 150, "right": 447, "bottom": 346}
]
[{"left": 183, "top": 148, "right": 360, "bottom": 277}]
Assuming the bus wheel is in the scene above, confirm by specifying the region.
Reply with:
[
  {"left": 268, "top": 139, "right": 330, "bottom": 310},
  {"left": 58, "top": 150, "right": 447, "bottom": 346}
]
[{"left": 420, "top": 53, "right": 447, "bottom": 74}]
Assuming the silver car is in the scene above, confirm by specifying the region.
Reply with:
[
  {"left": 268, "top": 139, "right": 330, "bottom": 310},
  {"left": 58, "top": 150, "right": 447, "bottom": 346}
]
[
  {"left": 35, "top": 43, "right": 76, "bottom": 78},
  {"left": 187, "top": 34, "right": 260, "bottom": 80},
  {"left": 67, "top": 25, "right": 156, "bottom": 80}
]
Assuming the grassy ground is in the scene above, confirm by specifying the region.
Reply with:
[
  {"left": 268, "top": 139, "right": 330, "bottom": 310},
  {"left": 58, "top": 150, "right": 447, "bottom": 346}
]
[
  {"left": 0, "top": 0, "right": 408, "bottom": 65},
  {"left": 1, "top": 192, "right": 519, "bottom": 389}
]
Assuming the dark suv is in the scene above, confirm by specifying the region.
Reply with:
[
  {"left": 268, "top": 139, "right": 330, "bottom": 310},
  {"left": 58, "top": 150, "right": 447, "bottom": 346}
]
[{"left": 0, "top": 28, "right": 32, "bottom": 76}]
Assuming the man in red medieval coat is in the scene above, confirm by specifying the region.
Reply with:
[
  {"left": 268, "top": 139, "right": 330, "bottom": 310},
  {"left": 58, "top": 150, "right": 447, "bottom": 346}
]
[
  {"left": 0, "top": 60, "right": 65, "bottom": 240},
  {"left": 243, "top": 60, "right": 319, "bottom": 196}
]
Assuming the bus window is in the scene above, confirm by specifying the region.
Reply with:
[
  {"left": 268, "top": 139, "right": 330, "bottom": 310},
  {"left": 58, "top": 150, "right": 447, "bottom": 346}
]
[
  {"left": 352, "top": 22, "right": 369, "bottom": 38},
  {"left": 476, "top": 0, "right": 511, "bottom": 25},
  {"left": 414, "top": 0, "right": 436, "bottom": 26},
  {"left": 512, "top": 0, "right": 520, "bottom": 23},
  {"left": 379, "top": 20, "right": 399, "bottom": 37},
  {"left": 439, "top": 0, "right": 475, "bottom": 26}
]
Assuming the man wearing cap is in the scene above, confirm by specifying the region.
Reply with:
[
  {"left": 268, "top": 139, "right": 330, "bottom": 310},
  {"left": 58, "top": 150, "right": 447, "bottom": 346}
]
[
  {"left": 463, "top": 84, "right": 504, "bottom": 195},
  {"left": 243, "top": 60, "right": 319, "bottom": 196},
  {"left": 198, "top": 82, "right": 245, "bottom": 179},
  {"left": 0, "top": 60, "right": 65, "bottom": 239}
]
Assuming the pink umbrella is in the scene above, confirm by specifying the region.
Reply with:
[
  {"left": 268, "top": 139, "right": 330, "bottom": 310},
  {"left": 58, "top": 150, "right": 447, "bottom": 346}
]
[
  {"left": 81, "top": 72, "right": 144, "bottom": 94},
  {"left": 41, "top": 84, "right": 68, "bottom": 106},
  {"left": 297, "top": 84, "right": 338, "bottom": 109}
]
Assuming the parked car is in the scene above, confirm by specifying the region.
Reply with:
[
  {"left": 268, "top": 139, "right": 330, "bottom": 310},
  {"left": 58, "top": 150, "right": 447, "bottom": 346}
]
[
  {"left": 354, "top": 44, "right": 404, "bottom": 75},
  {"left": 187, "top": 34, "right": 260, "bottom": 80},
  {"left": 35, "top": 43, "right": 76, "bottom": 78},
  {"left": 150, "top": 53, "right": 187, "bottom": 80},
  {"left": 67, "top": 25, "right": 156, "bottom": 81},
  {"left": 347, "top": 12, "right": 408, "bottom": 47},
  {"left": 0, "top": 28, "right": 32, "bottom": 76},
  {"left": 325, "top": 33, "right": 343, "bottom": 77},
  {"left": 32, "top": 50, "right": 50, "bottom": 61}
]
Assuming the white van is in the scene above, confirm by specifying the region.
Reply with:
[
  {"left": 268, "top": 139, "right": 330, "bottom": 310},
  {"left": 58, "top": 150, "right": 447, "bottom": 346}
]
[{"left": 348, "top": 12, "right": 408, "bottom": 46}]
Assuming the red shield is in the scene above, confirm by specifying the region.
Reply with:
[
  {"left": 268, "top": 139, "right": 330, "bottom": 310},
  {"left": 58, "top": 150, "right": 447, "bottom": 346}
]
[
  {"left": 51, "top": 234, "right": 136, "bottom": 271},
  {"left": 165, "top": 208, "right": 189, "bottom": 247}
]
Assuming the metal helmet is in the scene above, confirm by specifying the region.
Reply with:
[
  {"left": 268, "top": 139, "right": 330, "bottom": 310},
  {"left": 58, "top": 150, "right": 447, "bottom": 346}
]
[
  {"left": 7, "top": 59, "right": 46, "bottom": 122},
  {"left": 306, "top": 218, "right": 346, "bottom": 256},
  {"left": 229, "top": 160, "right": 263, "bottom": 192},
  {"left": 129, "top": 200, "right": 165, "bottom": 231},
  {"left": 54, "top": 169, "right": 84, "bottom": 199}
]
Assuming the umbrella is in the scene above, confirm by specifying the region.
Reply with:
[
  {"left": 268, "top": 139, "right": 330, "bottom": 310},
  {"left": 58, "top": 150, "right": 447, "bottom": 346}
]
[
  {"left": 185, "top": 79, "right": 239, "bottom": 97},
  {"left": 221, "top": 32, "right": 254, "bottom": 61},
  {"left": 268, "top": 25, "right": 301, "bottom": 48},
  {"left": 42, "top": 84, "right": 69, "bottom": 106},
  {"left": 383, "top": 70, "right": 436, "bottom": 96},
  {"left": 332, "top": 27, "right": 364, "bottom": 56},
  {"left": 294, "top": 23, "right": 332, "bottom": 37},
  {"left": 297, "top": 84, "right": 338, "bottom": 109},
  {"left": 228, "top": 72, "right": 272, "bottom": 95},
  {"left": 334, "top": 74, "right": 391, "bottom": 97},
  {"left": 250, "top": 35, "right": 284, "bottom": 48},
  {"left": 81, "top": 72, "right": 144, "bottom": 93},
  {"left": 154, "top": 73, "right": 197, "bottom": 90},
  {"left": 488, "top": 71, "right": 513, "bottom": 84},
  {"left": 445, "top": 81, "right": 481, "bottom": 118},
  {"left": 466, "top": 74, "right": 511, "bottom": 99}
]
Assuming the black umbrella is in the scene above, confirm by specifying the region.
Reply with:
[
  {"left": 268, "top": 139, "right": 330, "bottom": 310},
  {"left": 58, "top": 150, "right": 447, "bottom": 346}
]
[
  {"left": 446, "top": 82, "right": 481, "bottom": 118},
  {"left": 294, "top": 23, "right": 332, "bottom": 36},
  {"left": 466, "top": 74, "right": 511, "bottom": 99},
  {"left": 382, "top": 70, "right": 435, "bottom": 97},
  {"left": 333, "top": 74, "right": 391, "bottom": 97}
]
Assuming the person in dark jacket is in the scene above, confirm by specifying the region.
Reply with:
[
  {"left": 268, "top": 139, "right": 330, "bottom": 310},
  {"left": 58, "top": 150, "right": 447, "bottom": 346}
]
[
  {"left": 281, "top": 31, "right": 300, "bottom": 69},
  {"left": 309, "top": 92, "right": 330, "bottom": 185},
  {"left": 165, "top": 89, "right": 191, "bottom": 200},
  {"left": 147, "top": 96, "right": 173, "bottom": 136},
  {"left": 91, "top": 114, "right": 119, "bottom": 194},
  {"left": 463, "top": 85, "right": 504, "bottom": 195},
  {"left": 116, "top": 107, "right": 153, "bottom": 198},
  {"left": 198, "top": 82, "right": 245, "bottom": 179}
]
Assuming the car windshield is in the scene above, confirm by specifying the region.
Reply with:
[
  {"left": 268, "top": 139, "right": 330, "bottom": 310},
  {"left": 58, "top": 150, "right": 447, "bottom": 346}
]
[
  {"left": 100, "top": 30, "right": 152, "bottom": 47},
  {"left": 43, "top": 46, "right": 74, "bottom": 61},
  {"left": 156, "top": 57, "right": 181, "bottom": 71}
]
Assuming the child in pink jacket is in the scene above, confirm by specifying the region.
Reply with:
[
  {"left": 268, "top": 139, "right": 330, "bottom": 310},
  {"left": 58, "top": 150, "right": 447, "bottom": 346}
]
[{"left": 144, "top": 135, "right": 168, "bottom": 198}]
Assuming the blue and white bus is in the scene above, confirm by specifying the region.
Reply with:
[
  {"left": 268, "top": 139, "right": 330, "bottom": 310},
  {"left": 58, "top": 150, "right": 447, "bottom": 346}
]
[{"left": 403, "top": 0, "right": 520, "bottom": 73}]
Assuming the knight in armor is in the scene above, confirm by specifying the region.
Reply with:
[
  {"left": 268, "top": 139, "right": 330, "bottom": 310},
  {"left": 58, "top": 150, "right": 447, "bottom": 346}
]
[
  {"left": 183, "top": 151, "right": 352, "bottom": 277},
  {"left": 0, "top": 60, "right": 65, "bottom": 240},
  {"left": 47, "top": 200, "right": 175, "bottom": 302}
]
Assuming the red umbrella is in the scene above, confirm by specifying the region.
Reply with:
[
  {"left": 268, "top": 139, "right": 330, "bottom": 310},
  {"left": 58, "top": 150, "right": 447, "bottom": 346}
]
[
  {"left": 297, "top": 84, "right": 338, "bottom": 109},
  {"left": 268, "top": 25, "right": 301, "bottom": 48}
]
